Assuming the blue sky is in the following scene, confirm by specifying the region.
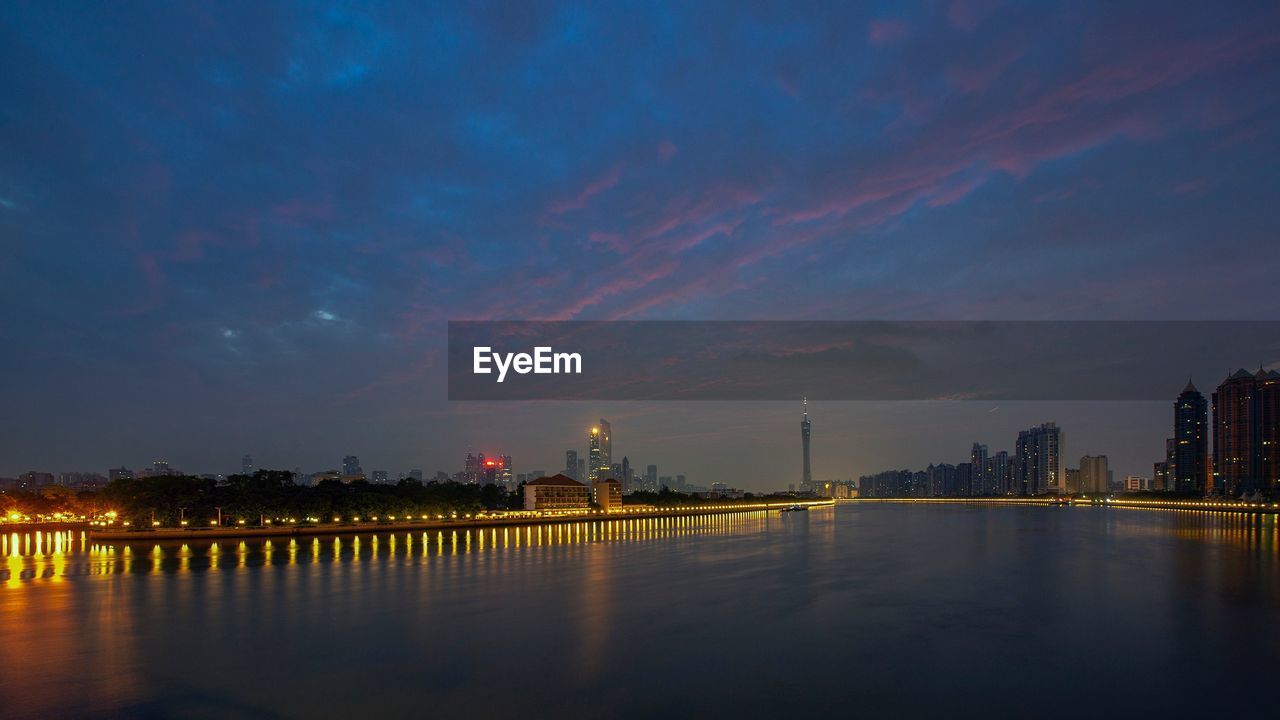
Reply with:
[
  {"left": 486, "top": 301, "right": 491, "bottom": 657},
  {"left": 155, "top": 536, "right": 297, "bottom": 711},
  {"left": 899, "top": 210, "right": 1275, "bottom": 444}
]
[{"left": 2, "top": 1, "right": 1278, "bottom": 486}]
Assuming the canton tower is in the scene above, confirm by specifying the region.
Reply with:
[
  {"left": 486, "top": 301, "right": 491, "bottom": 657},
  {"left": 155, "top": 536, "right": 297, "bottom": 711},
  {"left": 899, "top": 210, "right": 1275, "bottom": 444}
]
[{"left": 801, "top": 398, "right": 812, "bottom": 488}]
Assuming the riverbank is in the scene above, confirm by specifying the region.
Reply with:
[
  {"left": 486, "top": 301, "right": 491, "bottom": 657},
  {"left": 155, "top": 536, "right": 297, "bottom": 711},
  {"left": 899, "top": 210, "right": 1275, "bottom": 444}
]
[
  {"left": 85, "top": 500, "right": 835, "bottom": 541},
  {"left": 841, "top": 496, "right": 1280, "bottom": 514}
]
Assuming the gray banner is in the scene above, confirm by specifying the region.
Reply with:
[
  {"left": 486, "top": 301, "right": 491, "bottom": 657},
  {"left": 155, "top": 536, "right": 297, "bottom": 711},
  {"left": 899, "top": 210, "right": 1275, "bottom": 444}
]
[{"left": 447, "top": 321, "right": 1280, "bottom": 400}]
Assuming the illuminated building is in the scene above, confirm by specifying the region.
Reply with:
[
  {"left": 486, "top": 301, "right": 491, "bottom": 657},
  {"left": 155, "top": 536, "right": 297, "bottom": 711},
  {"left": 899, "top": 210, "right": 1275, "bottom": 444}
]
[
  {"left": 1173, "top": 381, "right": 1209, "bottom": 494},
  {"left": 1153, "top": 461, "right": 1170, "bottom": 492},
  {"left": 500, "top": 455, "right": 513, "bottom": 490},
  {"left": 970, "top": 443, "right": 988, "bottom": 494},
  {"left": 591, "top": 478, "right": 622, "bottom": 512},
  {"left": 587, "top": 418, "right": 613, "bottom": 482},
  {"left": 987, "top": 450, "right": 1010, "bottom": 495},
  {"left": 1213, "top": 368, "right": 1280, "bottom": 496},
  {"left": 588, "top": 426, "right": 602, "bottom": 481},
  {"left": 801, "top": 398, "right": 812, "bottom": 488},
  {"left": 1065, "top": 467, "right": 1081, "bottom": 494},
  {"left": 371, "top": 470, "right": 388, "bottom": 484},
  {"left": 524, "top": 474, "right": 590, "bottom": 511},
  {"left": 241, "top": 454, "right": 254, "bottom": 475},
  {"left": 1015, "top": 423, "right": 1063, "bottom": 495}
]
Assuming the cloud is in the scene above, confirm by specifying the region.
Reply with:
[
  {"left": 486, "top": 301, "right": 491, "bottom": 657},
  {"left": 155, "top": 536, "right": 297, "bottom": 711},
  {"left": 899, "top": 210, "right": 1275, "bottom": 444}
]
[{"left": 868, "top": 19, "right": 910, "bottom": 47}]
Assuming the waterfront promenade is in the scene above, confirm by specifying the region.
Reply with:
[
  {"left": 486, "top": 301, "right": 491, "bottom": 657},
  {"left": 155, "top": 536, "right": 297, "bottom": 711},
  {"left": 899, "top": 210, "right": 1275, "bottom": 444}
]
[{"left": 79, "top": 499, "right": 836, "bottom": 541}]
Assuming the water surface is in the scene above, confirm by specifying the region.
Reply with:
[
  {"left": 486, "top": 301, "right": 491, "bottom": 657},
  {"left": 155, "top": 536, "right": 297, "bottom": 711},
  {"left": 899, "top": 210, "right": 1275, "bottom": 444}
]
[{"left": 2, "top": 504, "right": 1278, "bottom": 718}]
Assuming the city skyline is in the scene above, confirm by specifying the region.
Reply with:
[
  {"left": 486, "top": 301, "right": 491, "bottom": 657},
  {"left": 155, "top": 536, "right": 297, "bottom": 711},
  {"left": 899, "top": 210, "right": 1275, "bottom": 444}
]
[{"left": 9, "top": 366, "right": 1277, "bottom": 495}]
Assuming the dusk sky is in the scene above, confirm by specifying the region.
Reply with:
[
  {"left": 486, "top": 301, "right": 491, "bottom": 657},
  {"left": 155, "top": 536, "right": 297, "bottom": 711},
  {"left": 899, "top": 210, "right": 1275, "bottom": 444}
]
[{"left": 2, "top": 1, "right": 1278, "bottom": 487}]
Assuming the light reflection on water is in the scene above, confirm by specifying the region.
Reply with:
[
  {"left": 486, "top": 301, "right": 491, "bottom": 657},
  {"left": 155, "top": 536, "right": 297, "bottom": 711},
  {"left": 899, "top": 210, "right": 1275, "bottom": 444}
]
[
  {"left": 2, "top": 511, "right": 784, "bottom": 583},
  {"left": 1, "top": 505, "right": 1278, "bottom": 719}
]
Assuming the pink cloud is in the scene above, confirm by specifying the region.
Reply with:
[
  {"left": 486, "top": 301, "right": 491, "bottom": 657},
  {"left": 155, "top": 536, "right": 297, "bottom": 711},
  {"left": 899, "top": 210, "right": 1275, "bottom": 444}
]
[
  {"left": 948, "top": 0, "right": 1002, "bottom": 32},
  {"left": 547, "top": 163, "right": 623, "bottom": 215},
  {"left": 657, "top": 140, "right": 678, "bottom": 160},
  {"left": 868, "top": 19, "right": 910, "bottom": 47}
]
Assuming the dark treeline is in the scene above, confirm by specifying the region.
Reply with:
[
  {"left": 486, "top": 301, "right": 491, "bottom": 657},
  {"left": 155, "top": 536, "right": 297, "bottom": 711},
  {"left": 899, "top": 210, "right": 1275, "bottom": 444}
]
[
  {"left": 2, "top": 473, "right": 790, "bottom": 525},
  {"left": 91, "top": 471, "right": 521, "bottom": 526},
  {"left": 625, "top": 488, "right": 773, "bottom": 506}
]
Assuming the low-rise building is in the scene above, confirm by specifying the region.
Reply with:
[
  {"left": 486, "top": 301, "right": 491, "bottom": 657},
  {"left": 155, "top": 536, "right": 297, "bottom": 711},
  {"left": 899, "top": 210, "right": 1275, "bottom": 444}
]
[
  {"left": 525, "top": 474, "right": 590, "bottom": 511},
  {"left": 592, "top": 478, "right": 623, "bottom": 512}
]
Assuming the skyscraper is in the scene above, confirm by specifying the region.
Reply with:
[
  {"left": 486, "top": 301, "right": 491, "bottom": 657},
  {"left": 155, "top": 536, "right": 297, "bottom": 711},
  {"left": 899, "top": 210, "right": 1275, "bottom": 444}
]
[
  {"left": 500, "top": 455, "right": 513, "bottom": 490},
  {"left": 970, "top": 443, "right": 988, "bottom": 495},
  {"left": 620, "top": 455, "right": 631, "bottom": 493},
  {"left": 598, "top": 418, "right": 612, "bottom": 480},
  {"left": 588, "top": 427, "right": 602, "bottom": 482},
  {"left": 1080, "top": 455, "right": 1109, "bottom": 494},
  {"left": 1213, "top": 367, "right": 1280, "bottom": 496},
  {"left": 565, "top": 450, "right": 578, "bottom": 481},
  {"left": 1015, "top": 423, "right": 1063, "bottom": 495},
  {"left": 1173, "top": 380, "right": 1209, "bottom": 494},
  {"left": 241, "top": 454, "right": 254, "bottom": 475},
  {"left": 986, "top": 450, "right": 1010, "bottom": 495},
  {"left": 801, "top": 398, "right": 812, "bottom": 488},
  {"left": 646, "top": 464, "right": 657, "bottom": 490}
]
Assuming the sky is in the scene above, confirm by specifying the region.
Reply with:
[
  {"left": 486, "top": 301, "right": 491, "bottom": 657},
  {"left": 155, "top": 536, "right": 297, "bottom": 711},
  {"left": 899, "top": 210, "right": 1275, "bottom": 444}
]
[{"left": 2, "top": 1, "right": 1278, "bottom": 488}]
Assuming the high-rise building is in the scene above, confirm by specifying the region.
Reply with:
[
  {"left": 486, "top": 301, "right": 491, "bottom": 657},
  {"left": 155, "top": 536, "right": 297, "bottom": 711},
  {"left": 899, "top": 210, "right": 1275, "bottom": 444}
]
[
  {"left": 502, "top": 455, "right": 514, "bottom": 489},
  {"left": 565, "top": 450, "right": 579, "bottom": 481},
  {"left": 1015, "top": 423, "right": 1063, "bottom": 495},
  {"left": 1152, "top": 461, "right": 1169, "bottom": 491},
  {"left": 646, "top": 464, "right": 657, "bottom": 490},
  {"left": 620, "top": 456, "right": 631, "bottom": 493},
  {"left": 970, "top": 443, "right": 988, "bottom": 495},
  {"left": 241, "top": 454, "right": 255, "bottom": 475},
  {"left": 801, "top": 398, "right": 812, "bottom": 488},
  {"left": 1080, "top": 455, "right": 1109, "bottom": 494},
  {"left": 596, "top": 419, "right": 613, "bottom": 481},
  {"left": 1213, "top": 367, "right": 1280, "bottom": 496},
  {"left": 926, "top": 463, "right": 956, "bottom": 497},
  {"left": 109, "top": 467, "right": 134, "bottom": 481},
  {"left": 1173, "top": 380, "right": 1209, "bottom": 494},
  {"left": 577, "top": 458, "right": 586, "bottom": 481},
  {"left": 986, "top": 450, "right": 1010, "bottom": 495},
  {"left": 1065, "top": 467, "right": 1082, "bottom": 494},
  {"left": 371, "top": 470, "right": 389, "bottom": 484},
  {"left": 409, "top": 469, "right": 424, "bottom": 482},
  {"left": 343, "top": 455, "right": 362, "bottom": 477},
  {"left": 588, "top": 427, "right": 602, "bottom": 482},
  {"left": 956, "top": 463, "right": 973, "bottom": 496}
]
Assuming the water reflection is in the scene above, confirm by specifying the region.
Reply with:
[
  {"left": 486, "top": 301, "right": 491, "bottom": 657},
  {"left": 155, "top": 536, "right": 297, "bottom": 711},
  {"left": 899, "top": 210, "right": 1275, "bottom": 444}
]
[
  {"left": 0, "top": 510, "right": 805, "bottom": 583},
  {"left": 2, "top": 505, "right": 1279, "bottom": 719}
]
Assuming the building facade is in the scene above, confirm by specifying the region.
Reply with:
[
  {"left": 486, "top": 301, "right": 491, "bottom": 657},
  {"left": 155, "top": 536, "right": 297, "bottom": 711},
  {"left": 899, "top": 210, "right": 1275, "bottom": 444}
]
[
  {"left": 1213, "top": 368, "right": 1280, "bottom": 496},
  {"left": 524, "top": 474, "right": 590, "bottom": 511},
  {"left": 1174, "top": 381, "right": 1209, "bottom": 494},
  {"left": 591, "top": 478, "right": 622, "bottom": 512}
]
